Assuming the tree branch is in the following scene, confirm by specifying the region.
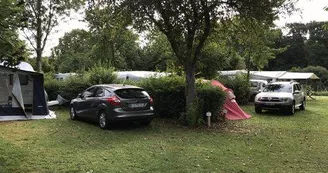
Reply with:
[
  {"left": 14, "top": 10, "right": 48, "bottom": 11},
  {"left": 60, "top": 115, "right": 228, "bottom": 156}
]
[
  {"left": 193, "top": 0, "right": 211, "bottom": 65},
  {"left": 22, "top": 29, "right": 37, "bottom": 51},
  {"left": 41, "top": 1, "right": 54, "bottom": 51}
]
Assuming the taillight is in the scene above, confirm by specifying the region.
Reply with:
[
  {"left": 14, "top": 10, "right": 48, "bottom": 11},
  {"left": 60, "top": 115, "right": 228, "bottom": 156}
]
[
  {"left": 107, "top": 96, "right": 121, "bottom": 106},
  {"left": 149, "top": 96, "right": 154, "bottom": 105}
]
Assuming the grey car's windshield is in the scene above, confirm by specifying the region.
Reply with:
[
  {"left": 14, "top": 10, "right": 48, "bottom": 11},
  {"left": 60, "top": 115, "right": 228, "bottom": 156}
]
[{"left": 263, "top": 84, "right": 292, "bottom": 93}]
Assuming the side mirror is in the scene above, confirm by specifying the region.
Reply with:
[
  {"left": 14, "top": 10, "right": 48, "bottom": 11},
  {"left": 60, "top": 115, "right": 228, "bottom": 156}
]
[{"left": 77, "top": 93, "right": 82, "bottom": 98}]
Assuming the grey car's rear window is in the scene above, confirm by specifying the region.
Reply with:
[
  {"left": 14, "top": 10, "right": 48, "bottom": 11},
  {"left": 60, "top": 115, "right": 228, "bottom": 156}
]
[{"left": 114, "top": 89, "right": 149, "bottom": 99}]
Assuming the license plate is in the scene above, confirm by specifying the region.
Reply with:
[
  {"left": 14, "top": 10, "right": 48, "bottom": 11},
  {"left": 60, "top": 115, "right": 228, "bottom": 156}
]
[
  {"left": 266, "top": 102, "right": 275, "bottom": 106},
  {"left": 129, "top": 103, "right": 146, "bottom": 108}
]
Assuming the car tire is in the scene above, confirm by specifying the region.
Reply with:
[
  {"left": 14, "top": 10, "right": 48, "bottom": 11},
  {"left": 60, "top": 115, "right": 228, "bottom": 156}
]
[
  {"left": 255, "top": 106, "right": 262, "bottom": 114},
  {"left": 288, "top": 103, "right": 295, "bottom": 115},
  {"left": 70, "top": 106, "right": 78, "bottom": 120},
  {"left": 250, "top": 94, "right": 256, "bottom": 102},
  {"left": 300, "top": 99, "right": 306, "bottom": 110},
  {"left": 140, "top": 119, "right": 152, "bottom": 126},
  {"left": 99, "top": 111, "right": 109, "bottom": 130}
]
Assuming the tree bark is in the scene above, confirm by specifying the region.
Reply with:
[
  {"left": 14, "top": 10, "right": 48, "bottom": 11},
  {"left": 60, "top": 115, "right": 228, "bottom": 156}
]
[
  {"left": 185, "top": 62, "right": 196, "bottom": 111},
  {"left": 36, "top": 0, "right": 42, "bottom": 72}
]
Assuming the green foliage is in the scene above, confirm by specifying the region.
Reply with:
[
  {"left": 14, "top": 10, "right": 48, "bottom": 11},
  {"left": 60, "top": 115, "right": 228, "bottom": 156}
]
[
  {"left": 184, "top": 98, "right": 204, "bottom": 126},
  {"left": 0, "top": 0, "right": 29, "bottom": 66},
  {"left": 59, "top": 74, "right": 91, "bottom": 101},
  {"left": 86, "top": 65, "right": 117, "bottom": 85},
  {"left": 197, "top": 41, "right": 230, "bottom": 79},
  {"left": 138, "top": 75, "right": 186, "bottom": 118},
  {"left": 313, "top": 91, "right": 328, "bottom": 96},
  {"left": 52, "top": 29, "right": 94, "bottom": 72},
  {"left": 44, "top": 73, "right": 62, "bottom": 101},
  {"left": 197, "top": 83, "right": 226, "bottom": 122},
  {"left": 290, "top": 65, "right": 328, "bottom": 87},
  {"left": 22, "top": 0, "right": 85, "bottom": 71},
  {"left": 216, "top": 75, "right": 250, "bottom": 105},
  {"left": 27, "top": 57, "right": 55, "bottom": 73},
  {"left": 44, "top": 65, "right": 117, "bottom": 101},
  {"left": 138, "top": 76, "right": 226, "bottom": 126}
]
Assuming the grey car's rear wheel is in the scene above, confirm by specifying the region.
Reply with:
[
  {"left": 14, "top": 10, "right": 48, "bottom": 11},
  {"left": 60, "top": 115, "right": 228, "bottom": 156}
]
[
  {"left": 300, "top": 99, "right": 306, "bottom": 110},
  {"left": 70, "top": 106, "right": 77, "bottom": 120},
  {"left": 99, "top": 111, "right": 109, "bottom": 129}
]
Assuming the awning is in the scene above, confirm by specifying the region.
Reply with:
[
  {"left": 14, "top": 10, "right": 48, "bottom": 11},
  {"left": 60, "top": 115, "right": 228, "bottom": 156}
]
[{"left": 278, "top": 72, "right": 320, "bottom": 80}]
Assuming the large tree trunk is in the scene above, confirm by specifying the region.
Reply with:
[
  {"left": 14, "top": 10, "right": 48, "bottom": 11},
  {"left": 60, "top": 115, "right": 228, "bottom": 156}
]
[
  {"left": 36, "top": 0, "right": 42, "bottom": 72},
  {"left": 185, "top": 62, "right": 196, "bottom": 112}
]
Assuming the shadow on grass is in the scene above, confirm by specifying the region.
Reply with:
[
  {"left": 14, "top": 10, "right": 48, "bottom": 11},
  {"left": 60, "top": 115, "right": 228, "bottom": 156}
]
[
  {"left": 256, "top": 109, "right": 309, "bottom": 117},
  {"left": 70, "top": 116, "right": 153, "bottom": 131}
]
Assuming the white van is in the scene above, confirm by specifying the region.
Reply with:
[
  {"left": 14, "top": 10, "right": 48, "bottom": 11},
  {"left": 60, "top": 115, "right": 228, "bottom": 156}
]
[{"left": 249, "top": 79, "right": 268, "bottom": 102}]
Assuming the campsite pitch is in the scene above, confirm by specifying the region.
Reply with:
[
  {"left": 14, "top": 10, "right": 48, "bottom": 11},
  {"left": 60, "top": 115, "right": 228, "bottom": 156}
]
[{"left": 0, "top": 97, "right": 327, "bottom": 172}]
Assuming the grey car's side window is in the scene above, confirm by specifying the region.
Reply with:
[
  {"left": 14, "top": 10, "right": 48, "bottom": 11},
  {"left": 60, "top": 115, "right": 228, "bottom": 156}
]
[
  {"left": 104, "top": 89, "right": 114, "bottom": 97},
  {"left": 83, "top": 87, "right": 97, "bottom": 98},
  {"left": 95, "top": 88, "right": 104, "bottom": 97}
]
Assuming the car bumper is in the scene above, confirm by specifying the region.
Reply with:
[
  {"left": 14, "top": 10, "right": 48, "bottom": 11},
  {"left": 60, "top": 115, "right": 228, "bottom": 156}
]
[
  {"left": 254, "top": 102, "right": 292, "bottom": 110},
  {"left": 107, "top": 107, "right": 154, "bottom": 121}
]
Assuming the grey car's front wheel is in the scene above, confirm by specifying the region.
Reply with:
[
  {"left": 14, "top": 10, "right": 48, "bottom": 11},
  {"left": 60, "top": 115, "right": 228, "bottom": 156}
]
[
  {"left": 70, "top": 106, "right": 77, "bottom": 120},
  {"left": 99, "top": 111, "right": 109, "bottom": 129}
]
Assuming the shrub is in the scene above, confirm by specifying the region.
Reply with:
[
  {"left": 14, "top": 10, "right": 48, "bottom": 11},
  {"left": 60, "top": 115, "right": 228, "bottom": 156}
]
[
  {"left": 138, "top": 75, "right": 186, "bottom": 118},
  {"left": 312, "top": 91, "right": 328, "bottom": 96},
  {"left": 86, "top": 65, "right": 117, "bottom": 85},
  {"left": 216, "top": 74, "right": 250, "bottom": 105},
  {"left": 138, "top": 75, "right": 226, "bottom": 126},
  {"left": 59, "top": 74, "right": 91, "bottom": 100},
  {"left": 44, "top": 74, "right": 62, "bottom": 101},
  {"left": 45, "top": 66, "right": 118, "bottom": 101},
  {"left": 197, "top": 83, "right": 226, "bottom": 122}
]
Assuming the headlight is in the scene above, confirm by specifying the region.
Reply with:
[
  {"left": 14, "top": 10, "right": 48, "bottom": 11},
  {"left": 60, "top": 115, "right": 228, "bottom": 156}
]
[
  {"left": 280, "top": 97, "right": 289, "bottom": 102},
  {"left": 256, "top": 97, "right": 262, "bottom": 101}
]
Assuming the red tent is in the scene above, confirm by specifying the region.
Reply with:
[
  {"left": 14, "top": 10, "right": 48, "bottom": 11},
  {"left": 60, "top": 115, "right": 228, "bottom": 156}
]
[{"left": 211, "top": 80, "right": 251, "bottom": 120}]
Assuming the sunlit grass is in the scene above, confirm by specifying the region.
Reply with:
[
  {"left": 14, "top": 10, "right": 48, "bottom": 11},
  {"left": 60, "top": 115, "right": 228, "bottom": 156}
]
[{"left": 0, "top": 97, "right": 327, "bottom": 172}]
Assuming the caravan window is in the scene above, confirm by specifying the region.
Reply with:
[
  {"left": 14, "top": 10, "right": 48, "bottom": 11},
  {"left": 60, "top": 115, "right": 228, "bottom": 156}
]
[
  {"left": 10, "top": 74, "right": 29, "bottom": 85},
  {"left": 250, "top": 81, "right": 258, "bottom": 88}
]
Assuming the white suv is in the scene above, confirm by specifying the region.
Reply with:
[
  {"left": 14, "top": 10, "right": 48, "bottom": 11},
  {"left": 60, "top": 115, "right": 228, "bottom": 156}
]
[{"left": 254, "top": 82, "right": 306, "bottom": 115}]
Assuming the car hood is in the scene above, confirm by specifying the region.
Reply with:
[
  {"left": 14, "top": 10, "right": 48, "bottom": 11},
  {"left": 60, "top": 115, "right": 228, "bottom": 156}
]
[{"left": 256, "top": 92, "right": 293, "bottom": 98}]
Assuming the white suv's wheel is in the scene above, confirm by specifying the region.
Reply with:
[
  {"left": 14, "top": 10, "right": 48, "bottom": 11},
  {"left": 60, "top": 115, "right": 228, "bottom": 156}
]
[
  {"left": 300, "top": 99, "right": 306, "bottom": 110},
  {"left": 288, "top": 103, "right": 295, "bottom": 115}
]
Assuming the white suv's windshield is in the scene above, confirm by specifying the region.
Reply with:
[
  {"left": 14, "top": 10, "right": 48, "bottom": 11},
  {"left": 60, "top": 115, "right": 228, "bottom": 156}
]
[{"left": 263, "top": 84, "right": 292, "bottom": 93}]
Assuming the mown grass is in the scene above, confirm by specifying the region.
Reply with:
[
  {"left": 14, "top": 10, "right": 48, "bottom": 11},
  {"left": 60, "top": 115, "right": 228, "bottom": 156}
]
[{"left": 0, "top": 97, "right": 327, "bottom": 173}]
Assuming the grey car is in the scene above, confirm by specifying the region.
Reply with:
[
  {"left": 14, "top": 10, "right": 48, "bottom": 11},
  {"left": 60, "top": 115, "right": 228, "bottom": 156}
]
[
  {"left": 254, "top": 81, "right": 306, "bottom": 115},
  {"left": 70, "top": 84, "right": 154, "bottom": 129}
]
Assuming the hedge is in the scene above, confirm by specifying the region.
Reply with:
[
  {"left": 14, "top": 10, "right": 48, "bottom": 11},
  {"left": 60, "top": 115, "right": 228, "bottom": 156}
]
[
  {"left": 138, "top": 76, "right": 226, "bottom": 125},
  {"left": 215, "top": 75, "right": 250, "bottom": 105}
]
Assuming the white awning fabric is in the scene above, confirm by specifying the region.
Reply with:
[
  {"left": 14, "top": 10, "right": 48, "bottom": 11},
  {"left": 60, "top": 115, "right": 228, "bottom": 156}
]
[{"left": 278, "top": 72, "right": 320, "bottom": 80}]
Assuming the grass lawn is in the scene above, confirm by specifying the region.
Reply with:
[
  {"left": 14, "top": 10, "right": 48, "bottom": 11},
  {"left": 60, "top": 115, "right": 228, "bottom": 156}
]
[{"left": 0, "top": 97, "right": 327, "bottom": 173}]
